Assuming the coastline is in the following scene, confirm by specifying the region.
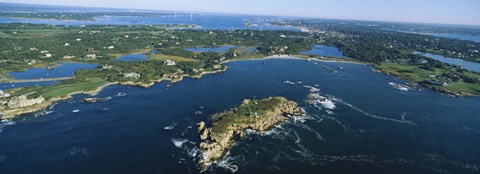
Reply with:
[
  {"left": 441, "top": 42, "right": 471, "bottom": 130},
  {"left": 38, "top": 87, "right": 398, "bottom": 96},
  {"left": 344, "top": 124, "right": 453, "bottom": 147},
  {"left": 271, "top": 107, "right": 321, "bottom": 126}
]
[
  {"left": 0, "top": 67, "right": 228, "bottom": 119},
  {"left": 1, "top": 55, "right": 476, "bottom": 120}
]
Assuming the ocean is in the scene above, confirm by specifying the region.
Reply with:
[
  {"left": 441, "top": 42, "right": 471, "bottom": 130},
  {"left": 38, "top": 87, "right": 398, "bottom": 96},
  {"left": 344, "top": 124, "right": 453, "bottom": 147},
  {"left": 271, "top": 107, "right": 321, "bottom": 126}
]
[{"left": 1, "top": 59, "right": 479, "bottom": 173}]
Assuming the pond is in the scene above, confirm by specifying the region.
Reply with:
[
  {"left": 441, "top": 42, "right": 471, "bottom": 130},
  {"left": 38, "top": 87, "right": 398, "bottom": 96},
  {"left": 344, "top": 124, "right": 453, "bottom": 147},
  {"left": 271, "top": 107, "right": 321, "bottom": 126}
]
[
  {"left": 7, "top": 63, "right": 98, "bottom": 80},
  {"left": 417, "top": 52, "right": 480, "bottom": 73}
]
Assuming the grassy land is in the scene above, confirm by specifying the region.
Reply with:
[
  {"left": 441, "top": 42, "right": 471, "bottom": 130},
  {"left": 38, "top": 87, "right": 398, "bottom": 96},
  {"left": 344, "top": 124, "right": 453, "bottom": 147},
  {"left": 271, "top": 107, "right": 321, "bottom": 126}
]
[
  {"left": 375, "top": 63, "right": 480, "bottom": 95},
  {"left": 9, "top": 76, "right": 109, "bottom": 99},
  {"left": 147, "top": 53, "right": 197, "bottom": 62},
  {"left": 210, "top": 97, "right": 283, "bottom": 135}
]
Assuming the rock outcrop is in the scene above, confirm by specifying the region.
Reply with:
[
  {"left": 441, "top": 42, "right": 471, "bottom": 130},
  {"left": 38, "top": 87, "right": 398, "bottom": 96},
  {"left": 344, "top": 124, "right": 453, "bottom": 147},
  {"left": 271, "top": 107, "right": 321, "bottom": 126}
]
[
  {"left": 198, "top": 97, "right": 303, "bottom": 172},
  {"left": 6, "top": 95, "right": 45, "bottom": 109}
]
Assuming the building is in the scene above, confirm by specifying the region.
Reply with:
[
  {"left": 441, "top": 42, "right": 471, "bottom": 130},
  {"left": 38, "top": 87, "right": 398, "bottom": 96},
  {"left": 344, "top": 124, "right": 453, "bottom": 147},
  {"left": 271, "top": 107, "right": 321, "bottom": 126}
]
[
  {"left": 64, "top": 43, "right": 70, "bottom": 46},
  {"left": 86, "top": 54, "right": 96, "bottom": 59},
  {"left": 123, "top": 72, "right": 141, "bottom": 79},
  {"left": 63, "top": 55, "right": 75, "bottom": 59},
  {"left": 213, "top": 64, "right": 222, "bottom": 69},
  {"left": 45, "top": 53, "right": 53, "bottom": 58},
  {"left": 164, "top": 60, "right": 177, "bottom": 66},
  {"left": 107, "top": 46, "right": 115, "bottom": 49},
  {"left": 6, "top": 96, "right": 45, "bottom": 109},
  {"left": 102, "top": 65, "right": 112, "bottom": 69}
]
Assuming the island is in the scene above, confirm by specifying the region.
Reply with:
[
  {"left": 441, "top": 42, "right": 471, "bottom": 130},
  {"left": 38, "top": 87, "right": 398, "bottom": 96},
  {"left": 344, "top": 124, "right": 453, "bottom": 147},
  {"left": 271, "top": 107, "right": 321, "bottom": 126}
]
[{"left": 197, "top": 97, "right": 304, "bottom": 172}]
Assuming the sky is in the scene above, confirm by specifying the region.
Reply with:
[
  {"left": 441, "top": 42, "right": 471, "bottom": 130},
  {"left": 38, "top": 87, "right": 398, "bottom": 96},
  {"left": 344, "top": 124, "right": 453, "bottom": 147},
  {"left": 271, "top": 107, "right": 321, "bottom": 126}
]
[{"left": 2, "top": 0, "right": 480, "bottom": 25}]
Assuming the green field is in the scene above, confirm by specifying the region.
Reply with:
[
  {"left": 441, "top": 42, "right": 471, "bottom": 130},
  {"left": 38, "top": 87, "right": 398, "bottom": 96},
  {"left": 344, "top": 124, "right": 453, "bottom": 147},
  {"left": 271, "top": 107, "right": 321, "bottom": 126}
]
[
  {"left": 375, "top": 63, "right": 480, "bottom": 95},
  {"left": 11, "top": 76, "right": 109, "bottom": 99}
]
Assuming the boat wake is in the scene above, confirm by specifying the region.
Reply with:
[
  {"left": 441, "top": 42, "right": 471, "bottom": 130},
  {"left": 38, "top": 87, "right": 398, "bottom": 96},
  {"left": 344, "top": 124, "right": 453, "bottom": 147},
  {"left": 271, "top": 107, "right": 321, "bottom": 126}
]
[
  {"left": 171, "top": 138, "right": 189, "bottom": 148},
  {"left": 328, "top": 95, "right": 417, "bottom": 125}
]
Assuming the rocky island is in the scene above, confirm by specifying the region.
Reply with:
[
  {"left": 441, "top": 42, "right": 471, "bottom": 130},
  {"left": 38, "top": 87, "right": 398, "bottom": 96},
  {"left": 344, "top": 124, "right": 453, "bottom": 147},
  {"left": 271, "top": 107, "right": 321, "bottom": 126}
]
[{"left": 197, "top": 97, "right": 304, "bottom": 172}]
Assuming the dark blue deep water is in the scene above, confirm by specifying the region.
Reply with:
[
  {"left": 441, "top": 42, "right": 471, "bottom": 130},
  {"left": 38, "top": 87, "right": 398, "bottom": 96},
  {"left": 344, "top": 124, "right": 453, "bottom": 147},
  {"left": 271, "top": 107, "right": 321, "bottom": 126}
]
[{"left": 0, "top": 59, "right": 479, "bottom": 174}]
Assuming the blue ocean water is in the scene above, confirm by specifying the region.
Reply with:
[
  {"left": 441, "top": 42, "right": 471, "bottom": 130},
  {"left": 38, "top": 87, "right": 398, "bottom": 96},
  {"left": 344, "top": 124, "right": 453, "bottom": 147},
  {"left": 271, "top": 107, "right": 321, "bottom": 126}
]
[
  {"left": 420, "top": 53, "right": 480, "bottom": 73},
  {"left": 0, "top": 59, "right": 478, "bottom": 173},
  {"left": 0, "top": 15, "right": 299, "bottom": 31},
  {"left": 7, "top": 63, "right": 98, "bottom": 80},
  {"left": 300, "top": 45, "right": 348, "bottom": 58}
]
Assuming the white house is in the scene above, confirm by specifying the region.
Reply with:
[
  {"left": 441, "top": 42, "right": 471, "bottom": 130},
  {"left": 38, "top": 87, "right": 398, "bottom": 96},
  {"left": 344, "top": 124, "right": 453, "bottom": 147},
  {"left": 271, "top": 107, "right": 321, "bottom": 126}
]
[
  {"left": 164, "top": 60, "right": 176, "bottom": 66},
  {"left": 123, "top": 72, "right": 141, "bottom": 79},
  {"left": 63, "top": 55, "right": 75, "bottom": 59},
  {"left": 86, "top": 54, "right": 96, "bottom": 59}
]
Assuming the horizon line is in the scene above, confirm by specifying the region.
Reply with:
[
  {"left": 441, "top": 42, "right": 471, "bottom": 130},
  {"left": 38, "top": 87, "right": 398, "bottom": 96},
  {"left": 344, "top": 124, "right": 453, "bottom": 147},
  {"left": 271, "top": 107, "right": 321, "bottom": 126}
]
[{"left": 1, "top": 1, "right": 479, "bottom": 27}]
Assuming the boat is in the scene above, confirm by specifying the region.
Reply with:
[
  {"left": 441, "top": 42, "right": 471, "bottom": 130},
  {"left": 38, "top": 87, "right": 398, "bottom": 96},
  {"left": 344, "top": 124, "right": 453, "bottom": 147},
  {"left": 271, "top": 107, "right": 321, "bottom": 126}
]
[{"left": 72, "top": 110, "right": 80, "bottom": 113}]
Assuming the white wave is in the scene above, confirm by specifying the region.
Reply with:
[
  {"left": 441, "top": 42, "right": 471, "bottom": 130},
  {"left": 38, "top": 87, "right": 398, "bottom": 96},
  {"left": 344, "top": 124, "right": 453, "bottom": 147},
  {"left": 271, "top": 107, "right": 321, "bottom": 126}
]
[
  {"left": 294, "top": 122, "right": 325, "bottom": 141},
  {"left": 389, "top": 82, "right": 410, "bottom": 91},
  {"left": 164, "top": 122, "right": 177, "bottom": 130},
  {"left": 164, "top": 126, "right": 174, "bottom": 130},
  {"left": 309, "top": 93, "right": 336, "bottom": 110},
  {"left": 116, "top": 92, "right": 127, "bottom": 97},
  {"left": 48, "top": 103, "right": 57, "bottom": 110},
  {"left": 34, "top": 110, "right": 53, "bottom": 117},
  {"left": 0, "top": 120, "right": 16, "bottom": 133},
  {"left": 171, "top": 138, "right": 189, "bottom": 148},
  {"left": 217, "top": 153, "right": 240, "bottom": 173},
  {"left": 283, "top": 80, "right": 295, "bottom": 85},
  {"left": 303, "top": 85, "right": 320, "bottom": 92}
]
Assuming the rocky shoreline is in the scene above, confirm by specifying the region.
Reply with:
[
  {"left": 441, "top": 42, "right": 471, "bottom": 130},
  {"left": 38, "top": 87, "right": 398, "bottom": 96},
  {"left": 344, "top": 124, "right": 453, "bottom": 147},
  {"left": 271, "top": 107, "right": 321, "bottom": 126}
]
[
  {"left": 0, "top": 67, "right": 228, "bottom": 119},
  {"left": 197, "top": 97, "right": 303, "bottom": 172}
]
